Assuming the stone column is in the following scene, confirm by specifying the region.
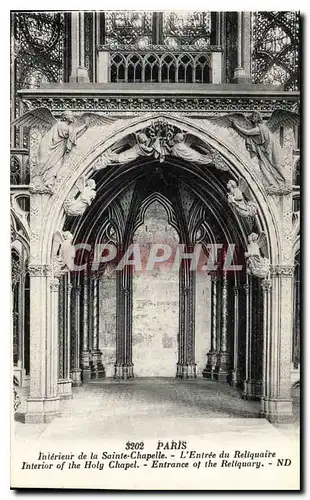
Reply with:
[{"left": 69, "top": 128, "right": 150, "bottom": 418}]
[
  {"left": 16, "top": 266, "right": 61, "bottom": 423},
  {"left": 260, "top": 266, "right": 294, "bottom": 422},
  {"left": 231, "top": 285, "right": 240, "bottom": 386},
  {"left": 233, "top": 12, "right": 252, "bottom": 83},
  {"left": 114, "top": 269, "right": 134, "bottom": 379},
  {"left": 243, "top": 275, "right": 253, "bottom": 398},
  {"left": 214, "top": 271, "right": 230, "bottom": 382},
  {"left": 57, "top": 274, "right": 73, "bottom": 399},
  {"left": 176, "top": 266, "right": 197, "bottom": 379},
  {"left": 91, "top": 276, "right": 105, "bottom": 379},
  {"left": 81, "top": 274, "right": 92, "bottom": 381},
  {"left": 243, "top": 275, "right": 263, "bottom": 399},
  {"left": 203, "top": 276, "right": 219, "bottom": 379},
  {"left": 69, "top": 11, "right": 90, "bottom": 83},
  {"left": 71, "top": 284, "right": 82, "bottom": 386}
]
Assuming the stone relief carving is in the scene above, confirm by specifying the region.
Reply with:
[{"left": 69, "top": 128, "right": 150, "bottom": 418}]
[
  {"left": 227, "top": 178, "right": 258, "bottom": 219},
  {"left": 22, "top": 96, "right": 299, "bottom": 114},
  {"left": 28, "top": 264, "right": 52, "bottom": 277},
  {"left": 52, "top": 231, "right": 75, "bottom": 276},
  {"left": 94, "top": 120, "right": 229, "bottom": 172},
  {"left": 270, "top": 265, "right": 295, "bottom": 277},
  {"left": 94, "top": 132, "right": 154, "bottom": 170},
  {"left": 12, "top": 107, "right": 116, "bottom": 193},
  {"left": 208, "top": 109, "right": 299, "bottom": 195},
  {"left": 244, "top": 232, "right": 270, "bottom": 279},
  {"left": 64, "top": 177, "right": 96, "bottom": 217}
]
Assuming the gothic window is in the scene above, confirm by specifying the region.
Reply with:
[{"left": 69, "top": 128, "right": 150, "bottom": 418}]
[
  {"left": 105, "top": 12, "right": 153, "bottom": 48},
  {"left": 252, "top": 11, "right": 300, "bottom": 90},
  {"left": 162, "top": 12, "right": 211, "bottom": 49},
  {"left": 11, "top": 12, "right": 68, "bottom": 147},
  {"left": 12, "top": 12, "right": 67, "bottom": 89},
  {"left": 10, "top": 156, "right": 21, "bottom": 185},
  {"left": 102, "top": 11, "right": 215, "bottom": 49}
]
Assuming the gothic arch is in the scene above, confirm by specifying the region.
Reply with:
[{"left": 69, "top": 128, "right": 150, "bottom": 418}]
[{"left": 35, "top": 114, "right": 281, "bottom": 268}]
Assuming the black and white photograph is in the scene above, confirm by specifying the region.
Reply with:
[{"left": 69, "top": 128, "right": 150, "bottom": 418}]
[{"left": 9, "top": 9, "right": 301, "bottom": 490}]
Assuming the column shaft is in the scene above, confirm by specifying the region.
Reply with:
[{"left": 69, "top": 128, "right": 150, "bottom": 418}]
[
  {"left": 231, "top": 285, "right": 240, "bottom": 386},
  {"left": 16, "top": 266, "right": 61, "bottom": 423},
  {"left": 203, "top": 276, "right": 219, "bottom": 380},
  {"left": 114, "top": 269, "right": 134, "bottom": 379},
  {"left": 176, "top": 265, "right": 197, "bottom": 379},
  {"left": 260, "top": 267, "right": 294, "bottom": 422},
  {"left": 81, "top": 274, "right": 92, "bottom": 381},
  {"left": 214, "top": 271, "right": 230, "bottom": 382},
  {"left": 91, "top": 276, "right": 105, "bottom": 379},
  {"left": 71, "top": 284, "right": 82, "bottom": 386}
]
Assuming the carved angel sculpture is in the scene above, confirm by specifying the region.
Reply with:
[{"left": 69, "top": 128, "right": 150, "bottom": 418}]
[
  {"left": 64, "top": 177, "right": 96, "bottom": 217},
  {"left": 11, "top": 107, "right": 116, "bottom": 191},
  {"left": 53, "top": 230, "right": 75, "bottom": 275},
  {"left": 227, "top": 178, "right": 258, "bottom": 218},
  {"left": 94, "top": 133, "right": 154, "bottom": 171},
  {"left": 244, "top": 232, "right": 269, "bottom": 279},
  {"left": 208, "top": 109, "right": 299, "bottom": 194},
  {"left": 169, "top": 133, "right": 229, "bottom": 171}
]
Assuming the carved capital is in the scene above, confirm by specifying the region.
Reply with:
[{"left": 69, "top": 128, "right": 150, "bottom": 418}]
[
  {"left": 261, "top": 279, "right": 272, "bottom": 292},
  {"left": 29, "top": 183, "right": 54, "bottom": 195},
  {"left": 28, "top": 264, "right": 52, "bottom": 277},
  {"left": 270, "top": 265, "right": 294, "bottom": 277},
  {"left": 50, "top": 278, "right": 60, "bottom": 291}
]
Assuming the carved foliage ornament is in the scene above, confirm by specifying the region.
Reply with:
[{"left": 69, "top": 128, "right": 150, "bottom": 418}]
[
  {"left": 28, "top": 264, "right": 52, "bottom": 277},
  {"left": 270, "top": 265, "right": 294, "bottom": 277},
  {"left": 22, "top": 96, "right": 299, "bottom": 114}
]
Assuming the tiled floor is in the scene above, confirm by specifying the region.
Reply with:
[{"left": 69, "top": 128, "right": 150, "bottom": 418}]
[{"left": 14, "top": 378, "right": 299, "bottom": 442}]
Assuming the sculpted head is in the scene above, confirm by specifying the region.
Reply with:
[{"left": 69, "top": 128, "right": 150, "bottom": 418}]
[
  {"left": 248, "top": 232, "right": 258, "bottom": 243},
  {"left": 87, "top": 179, "right": 96, "bottom": 189},
  {"left": 250, "top": 111, "right": 263, "bottom": 124},
  {"left": 137, "top": 133, "right": 148, "bottom": 144},
  {"left": 227, "top": 180, "right": 237, "bottom": 190},
  {"left": 62, "top": 110, "right": 75, "bottom": 124},
  {"left": 63, "top": 231, "right": 73, "bottom": 241},
  {"left": 174, "top": 133, "right": 184, "bottom": 144}
]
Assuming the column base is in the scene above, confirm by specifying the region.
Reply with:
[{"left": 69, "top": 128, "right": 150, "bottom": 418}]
[
  {"left": 69, "top": 66, "right": 90, "bottom": 83},
  {"left": 70, "top": 368, "right": 82, "bottom": 387},
  {"left": 81, "top": 351, "right": 92, "bottom": 382},
  {"left": 242, "top": 380, "right": 262, "bottom": 401},
  {"left": 213, "top": 351, "right": 230, "bottom": 382},
  {"left": 202, "top": 351, "right": 218, "bottom": 380},
  {"left": 57, "top": 379, "right": 73, "bottom": 399},
  {"left": 176, "top": 363, "right": 197, "bottom": 379},
  {"left": 114, "top": 363, "right": 134, "bottom": 380},
  {"left": 260, "top": 397, "right": 295, "bottom": 423},
  {"left": 233, "top": 67, "right": 252, "bottom": 84},
  {"left": 91, "top": 350, "right": 106, "bottom": 379},
  {"left": 15, "top": 396, "right": 61, "bottom": 424}
]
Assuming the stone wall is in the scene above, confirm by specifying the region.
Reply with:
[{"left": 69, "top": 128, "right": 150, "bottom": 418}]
[
  {"left": 98, "top": 276, "right": 116, "bottom": 378},
  {"left": 98, "top": 200, "right": 212, "bottom": 377}
]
